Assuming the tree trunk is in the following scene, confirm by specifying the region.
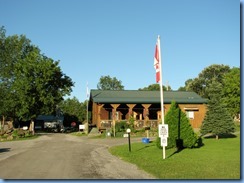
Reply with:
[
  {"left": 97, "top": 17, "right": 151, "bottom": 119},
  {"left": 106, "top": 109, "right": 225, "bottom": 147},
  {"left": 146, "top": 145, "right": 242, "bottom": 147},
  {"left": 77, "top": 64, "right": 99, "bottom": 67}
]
[
  {"left": 29, "top": 120, "right": 35, "bottom": 135},
  {"left": 31, "top": 120, "right": 35, "bottom": 135},
  {"left": 1, "top": 115, "right": 5, "bottom": 131}
]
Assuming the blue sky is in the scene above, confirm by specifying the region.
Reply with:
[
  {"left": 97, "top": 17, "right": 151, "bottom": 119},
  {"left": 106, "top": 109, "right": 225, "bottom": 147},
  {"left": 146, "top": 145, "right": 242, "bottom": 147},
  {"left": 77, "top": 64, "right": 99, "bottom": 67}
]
[{"left": 0, "top": 0, "right": 240, "bottom": 102}]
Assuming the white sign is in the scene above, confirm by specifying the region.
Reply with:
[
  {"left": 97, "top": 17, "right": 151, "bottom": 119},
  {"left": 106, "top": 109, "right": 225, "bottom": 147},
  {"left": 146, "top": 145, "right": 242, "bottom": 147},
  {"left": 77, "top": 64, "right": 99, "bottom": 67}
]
[
  {"left": 161, "top": 137, "right": 168, "bottom": 146},
  {"left": 23, "top": 126, "right": 28, "bottom": 131},
  {"left": 79, "top": 125, "right": 85, "bottom": 130},
  {"left": 158, "top": 124, "right": 168, "bottom": 138},
  {"left": 123, "top": 134, "right": 129, "bottom": 138}
]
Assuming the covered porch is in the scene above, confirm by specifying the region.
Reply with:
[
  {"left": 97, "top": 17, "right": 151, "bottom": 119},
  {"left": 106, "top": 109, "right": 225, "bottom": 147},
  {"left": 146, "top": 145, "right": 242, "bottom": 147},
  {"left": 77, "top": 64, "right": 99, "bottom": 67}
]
[{"left": 91, "top": 103, "right": 164, "bottom": 130}]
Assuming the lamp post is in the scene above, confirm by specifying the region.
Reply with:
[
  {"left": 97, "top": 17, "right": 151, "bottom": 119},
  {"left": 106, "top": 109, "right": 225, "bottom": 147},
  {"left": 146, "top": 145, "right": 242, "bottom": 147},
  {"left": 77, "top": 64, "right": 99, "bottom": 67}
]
[{"left": 126, "top": 128, "right": 131, "bottom": 152}]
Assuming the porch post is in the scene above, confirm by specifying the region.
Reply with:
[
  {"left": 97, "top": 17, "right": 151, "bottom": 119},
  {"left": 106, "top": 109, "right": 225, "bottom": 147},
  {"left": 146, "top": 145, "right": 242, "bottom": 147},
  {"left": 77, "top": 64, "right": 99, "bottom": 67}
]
[
  {"left": 142, "top": 104, "right": 151, "bottom": 126},
  {"left": 111, "top": 104, "right": 120, "bottom": 137},
  {"left": 97, "top": 104, "right": 104, "bottom": 129},
  {"left": 127, "top": 104, "right": 136, "bottom": 118}
]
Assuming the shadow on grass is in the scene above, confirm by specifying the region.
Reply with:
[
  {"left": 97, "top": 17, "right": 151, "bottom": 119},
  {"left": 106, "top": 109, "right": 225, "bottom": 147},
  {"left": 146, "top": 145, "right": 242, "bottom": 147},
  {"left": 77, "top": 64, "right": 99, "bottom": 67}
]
[
  {"left": 167, "top": 148, "right": 184, "bottom": 159},
  {"left": 136, "top": 142, "right": 155, "bottom": 152},
  {"left": 203, "top": 133, "right": 237, "bottom": 139},
  {"left": 167, "top": 137, "right": 205, "bottom": 159}
]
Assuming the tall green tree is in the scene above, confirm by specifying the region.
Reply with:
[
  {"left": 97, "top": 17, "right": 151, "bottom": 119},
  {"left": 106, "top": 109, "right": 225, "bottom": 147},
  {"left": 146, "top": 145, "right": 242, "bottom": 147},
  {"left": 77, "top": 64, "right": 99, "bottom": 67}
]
[
  {"left": 179, "top": 65, "right": 239, "bottom": 119},
  {"left": 0, "top": 27, "right": 33, "bottom": 121},
  {"left": 0, "top": 27, "right": 74, "bottom": 122},
  {"left": 97, "top": 75, "right": 124, "bottom": 90},
  {"left": 59, "top": 97, "right": 86, "bottom": 123},
  {"left": 186, "top": 64, "right": 230, "bottom": 98},
  {"left": 221, "top": 67, "right": 240, "bottom": 118},
  {"left": 0, "top": 82, "right": 15, "bottom": 119},
  {"left": 200, "top": 80, "right": 235, "bottom": 139},
  {"left": 0, "top": 83, "right": 15, "bottom": 128},
  {"left": 177, "top": 79, "right": 193, "bottom": 91},
  {"left": 12, "top": 51, "right": 73, "bottom": 120}
]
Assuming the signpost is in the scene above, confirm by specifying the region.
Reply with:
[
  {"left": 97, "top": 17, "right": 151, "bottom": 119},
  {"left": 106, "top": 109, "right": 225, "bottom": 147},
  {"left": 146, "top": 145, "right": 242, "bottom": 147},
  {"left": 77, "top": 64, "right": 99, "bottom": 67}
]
[
  {"left": 159, "top": 124, "right": 168, "bottom": 138},
  {"left": 158, "top": 124, "right": 168, "bottom": 159},
  {"left": 161, "top": 137, "right": 168, "bottom": 147}
]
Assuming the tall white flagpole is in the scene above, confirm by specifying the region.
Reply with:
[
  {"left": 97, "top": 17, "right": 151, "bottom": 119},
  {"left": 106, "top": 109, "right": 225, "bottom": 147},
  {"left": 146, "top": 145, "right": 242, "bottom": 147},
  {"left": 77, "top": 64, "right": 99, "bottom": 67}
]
[
  {"left": 157, "top": 35, "right": 166, "bottom": 159},
  {"left": 158, "top": 35, "right": 164, "bottom": 125}
]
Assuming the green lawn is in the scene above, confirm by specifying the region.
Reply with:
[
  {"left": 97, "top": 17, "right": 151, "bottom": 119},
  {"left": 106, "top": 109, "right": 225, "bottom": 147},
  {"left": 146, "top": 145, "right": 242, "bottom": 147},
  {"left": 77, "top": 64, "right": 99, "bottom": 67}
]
[{"left": 109, "top": 134, "right": 240, "bottom": 179}]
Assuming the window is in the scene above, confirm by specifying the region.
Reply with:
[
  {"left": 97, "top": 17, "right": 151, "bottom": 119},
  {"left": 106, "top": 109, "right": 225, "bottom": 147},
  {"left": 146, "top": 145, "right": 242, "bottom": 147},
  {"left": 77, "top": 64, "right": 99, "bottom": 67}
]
[
  {"left": 184, "top": 107, "right": 198, "bottom": 120},
  {"left": 186, "top": 111, "right": 194, "bottom": 119}
]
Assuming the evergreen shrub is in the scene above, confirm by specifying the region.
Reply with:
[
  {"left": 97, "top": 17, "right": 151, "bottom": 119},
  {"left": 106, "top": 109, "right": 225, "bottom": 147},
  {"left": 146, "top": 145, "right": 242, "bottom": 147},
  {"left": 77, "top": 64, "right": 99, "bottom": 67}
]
[
  {"left": 115, "top": 121, "right": 129, "bottom": 132},
  {"left": 200, "top": 80, "right": 235, "bottom": 139},
  {"left": 156, "top": 101, "right": 198, "bottom": 149}
]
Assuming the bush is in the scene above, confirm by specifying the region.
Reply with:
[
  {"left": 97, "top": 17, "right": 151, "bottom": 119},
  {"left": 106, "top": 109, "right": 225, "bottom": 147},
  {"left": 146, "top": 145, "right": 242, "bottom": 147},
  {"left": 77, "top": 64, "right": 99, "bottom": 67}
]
[
  {"left": 115, "top": 131, "right": 125, "bottom": 137},
  {"left": 156, "top": 101, "right": 198, "bottom": 149},
  {"left": 0, "top": 128, "right": 35, "bottom": 141},
  {"left": 156, "top": 137, "right": 162, "bottom": 149},
  {"left": 115, "top": 121, "right": 129, "bottom": 132},
  {"left": 17, "top": 129, "right": 25, "bottom": 137},
  {"left": 0, "top": 130, "right": 6, "bottom": 136},
  {"left": 24, "top": 131, "right": 32, "bottom": 138},
  {"left": 2, "top": 133, "right": 8, "bottom": 139},
  {"left": 128, "top": 116, "right": 135, "bottom": 132},
  {"left": 12, "top": 129, "right": 19, "bottom": 139}
]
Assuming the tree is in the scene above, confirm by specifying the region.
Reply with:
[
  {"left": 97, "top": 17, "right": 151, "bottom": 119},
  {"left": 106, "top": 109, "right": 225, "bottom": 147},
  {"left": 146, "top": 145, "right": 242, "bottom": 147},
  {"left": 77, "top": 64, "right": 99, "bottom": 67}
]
[
  {"left": 186, "top": 64, "right": 230, "bottom": 98},
  {"left": 156, "top": 101, "right": 198, "bottom": 149},
  {"left": 59, "top": 97, "right": 86, "bottom": 124},
  {"left": 138, "top": 84, "right": 171, "bottom": 91},
  {"left": 221, "top": 67, "right": 240, "bottom": 119},
  {"left": 180, "top": 64, "right": 239, "bottom": 119},
  {"left": 0, "top": 27, "right": 74, "bottom": 123},
  {"left": 0, "top": 83, "right": 14, "bottom": 128},
  {"left": 13, "top": 51, "right": 73, "bottom": 121},
  {"left": 97, "top": 75, "right": 124, "bottom": 90},
  {"left": 0, "top": 27, "right": 33, "bottom": 122},
  {"left": 177, "top": 79, "right": 193, "bottom": 91},
  {"left": 200, "top": 80, "right": 235, "bottom": 139},
  {"left": 0, "top": 82, "right": 15, "bottom": 118}
]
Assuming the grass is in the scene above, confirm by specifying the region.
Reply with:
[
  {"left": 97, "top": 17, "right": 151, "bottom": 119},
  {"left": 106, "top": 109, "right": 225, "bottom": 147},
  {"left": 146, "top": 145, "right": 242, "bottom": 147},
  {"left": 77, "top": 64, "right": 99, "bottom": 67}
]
[
  {"left": 70, "top": 131, "right": 87, "bottom": 136},
  {"left": 109, "top": 133, "right": 240, "bottom": 179}
]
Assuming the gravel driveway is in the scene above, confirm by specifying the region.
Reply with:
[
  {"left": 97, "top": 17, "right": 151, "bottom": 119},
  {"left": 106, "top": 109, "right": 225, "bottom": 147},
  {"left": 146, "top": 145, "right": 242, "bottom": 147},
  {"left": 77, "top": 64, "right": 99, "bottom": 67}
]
[{"left": 0, "top": 133, "right": 155, "bottom": 179}]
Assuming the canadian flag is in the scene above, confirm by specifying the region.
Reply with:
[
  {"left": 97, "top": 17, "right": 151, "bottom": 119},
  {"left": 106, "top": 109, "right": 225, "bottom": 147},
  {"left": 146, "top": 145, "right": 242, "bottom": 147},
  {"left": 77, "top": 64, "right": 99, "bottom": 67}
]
[{"left": 154, "top": 38, "right": 160, "bottom": 83}]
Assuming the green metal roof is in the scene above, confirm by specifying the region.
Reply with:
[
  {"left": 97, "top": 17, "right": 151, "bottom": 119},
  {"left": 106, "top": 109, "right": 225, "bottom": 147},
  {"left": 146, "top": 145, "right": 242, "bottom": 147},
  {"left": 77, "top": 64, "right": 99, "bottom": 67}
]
[{"left": 90, "top": 90, "right": 208, "bottom": 104}]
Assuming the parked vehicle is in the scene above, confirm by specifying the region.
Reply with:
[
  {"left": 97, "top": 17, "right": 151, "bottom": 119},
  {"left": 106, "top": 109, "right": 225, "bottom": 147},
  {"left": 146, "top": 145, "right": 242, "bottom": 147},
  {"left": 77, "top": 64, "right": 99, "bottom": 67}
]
[{"left": 44, "top": 120, "right": 65, "bottom": 132}]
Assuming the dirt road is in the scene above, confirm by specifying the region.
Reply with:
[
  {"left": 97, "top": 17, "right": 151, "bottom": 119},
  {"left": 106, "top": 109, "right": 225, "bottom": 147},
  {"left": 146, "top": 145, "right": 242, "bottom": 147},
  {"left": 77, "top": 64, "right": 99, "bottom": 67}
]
[{"left": 0, "top": 133, "right": 155, "bottom": 179}]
